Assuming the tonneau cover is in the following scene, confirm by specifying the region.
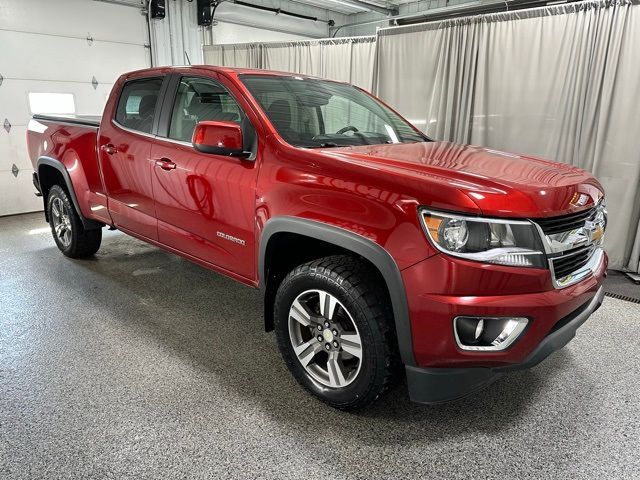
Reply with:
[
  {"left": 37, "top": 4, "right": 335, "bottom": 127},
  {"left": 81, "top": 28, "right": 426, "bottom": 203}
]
[{"left": 32, "top": 114, "right": 101, "bottom": 128}]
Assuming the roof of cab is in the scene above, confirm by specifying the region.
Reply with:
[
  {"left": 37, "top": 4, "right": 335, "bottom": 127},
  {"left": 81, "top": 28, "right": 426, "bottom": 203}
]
[
  {"left": 123, "top": 65, "right": 321, "bottom": 78},
  {"left": 121, "top": 65, "right": 344, "bottom": 85}
]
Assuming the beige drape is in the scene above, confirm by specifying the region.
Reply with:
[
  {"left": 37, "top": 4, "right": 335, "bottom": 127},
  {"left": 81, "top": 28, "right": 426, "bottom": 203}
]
[
  {"left": 203, "top": 36, "right": 376, "bottom": 90},
  {"left": 203, "top": 43, "right": 261, "bottom": 69}
]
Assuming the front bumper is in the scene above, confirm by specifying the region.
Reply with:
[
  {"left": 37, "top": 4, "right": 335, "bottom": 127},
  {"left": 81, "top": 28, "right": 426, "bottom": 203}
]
[
  {"left": 402, "top": 247, "right": 607, "bottom": 368},
  {"left": 405, "top": 286, "right": 605, "bottom": 403}
]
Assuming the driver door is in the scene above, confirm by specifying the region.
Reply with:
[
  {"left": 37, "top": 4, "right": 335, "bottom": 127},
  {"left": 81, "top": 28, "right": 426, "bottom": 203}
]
[{"left": 149, "top": 74, "right": 259, "bottom": 280}]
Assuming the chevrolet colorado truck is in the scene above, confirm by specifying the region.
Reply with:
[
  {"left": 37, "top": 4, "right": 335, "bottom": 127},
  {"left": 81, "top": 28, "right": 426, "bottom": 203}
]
[{"left": 27, "top": 66, "right": 608, "bottom": 409}]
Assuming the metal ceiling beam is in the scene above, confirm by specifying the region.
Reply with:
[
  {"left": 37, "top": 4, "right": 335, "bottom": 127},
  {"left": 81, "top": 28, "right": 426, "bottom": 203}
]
[
  {"left": 329, "top": 0, "right": 398, "bottom": 15},
  {"left": 92, "top": 0, "right": 144, "bottom": 8}
]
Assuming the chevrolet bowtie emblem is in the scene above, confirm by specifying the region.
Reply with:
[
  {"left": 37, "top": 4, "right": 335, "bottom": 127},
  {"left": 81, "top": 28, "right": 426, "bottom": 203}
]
[{"left": 590, "top": 223, "right": 605, "bottom": 243}]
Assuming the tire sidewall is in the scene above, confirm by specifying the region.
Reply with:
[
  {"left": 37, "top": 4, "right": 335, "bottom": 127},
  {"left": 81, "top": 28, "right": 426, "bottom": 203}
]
[{"left": 275, "top": 267, "right": 385, "bottom": 406}]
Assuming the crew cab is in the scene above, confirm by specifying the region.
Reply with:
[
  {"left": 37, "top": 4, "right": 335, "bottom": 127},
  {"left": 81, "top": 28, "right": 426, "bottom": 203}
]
[{"left": 27, "top": 66, "right": 608, "bottom": 409}]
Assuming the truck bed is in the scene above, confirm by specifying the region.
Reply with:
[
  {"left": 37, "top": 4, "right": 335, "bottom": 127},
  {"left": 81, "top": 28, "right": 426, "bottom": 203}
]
[
  {"left": 32, "top": 114, "right": 102, "bottom": 128},
  {"left": 27, "top": 113, "right": 110, "bottom": 225}
]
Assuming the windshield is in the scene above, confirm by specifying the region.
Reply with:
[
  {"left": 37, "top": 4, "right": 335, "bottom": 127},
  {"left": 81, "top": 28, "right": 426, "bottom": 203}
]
[{"left": 240, "top": 75, "right": 428, "bottom": 148}]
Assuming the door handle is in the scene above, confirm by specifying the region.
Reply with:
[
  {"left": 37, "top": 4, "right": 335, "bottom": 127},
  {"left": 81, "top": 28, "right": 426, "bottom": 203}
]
[
  {"left": 155, "top": 158, "right": 176, "bottom": 171},
  {"left": 101, "top": 144, "right": 118, "bottom": 155}
]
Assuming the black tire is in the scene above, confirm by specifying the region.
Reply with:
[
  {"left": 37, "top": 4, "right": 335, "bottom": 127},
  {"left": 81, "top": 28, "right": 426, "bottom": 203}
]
[
  {"left": 47, "top": 185, "right": 102, "bottom": 258},
  {"left": 274, "top": 255, "right": 400, "bottom": 410}
]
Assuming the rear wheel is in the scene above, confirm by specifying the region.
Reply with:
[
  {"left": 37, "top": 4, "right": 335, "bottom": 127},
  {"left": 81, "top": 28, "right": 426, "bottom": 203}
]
[
  {"left": 47, "top": 185, "right": 102, "bottom": 258},
  {"left": 274, "top": 255, "right": 399, "bottom": 410}
]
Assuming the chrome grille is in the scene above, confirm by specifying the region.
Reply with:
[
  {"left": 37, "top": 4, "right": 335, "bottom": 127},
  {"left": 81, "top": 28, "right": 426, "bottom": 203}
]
[
  {"left": 531, "top": 199, "right": 606, "bottom": 289},
  {"left": 551, "top": 246, "right": 594, "bottom": 280},
  {"left": 533, "top": 207, "right": 596, "bottom": 235}
]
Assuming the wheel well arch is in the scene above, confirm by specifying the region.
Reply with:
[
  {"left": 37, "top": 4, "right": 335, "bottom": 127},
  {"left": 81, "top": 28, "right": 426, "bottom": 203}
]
[
  {"left": 259, "top": 217, "right": 415, "bottom": 366},
  {"left": 37, "top": 163, "right": 65, "bottom": 222},
  {"left": 36, "top": 156, "right": 102, "bottom": 229}
]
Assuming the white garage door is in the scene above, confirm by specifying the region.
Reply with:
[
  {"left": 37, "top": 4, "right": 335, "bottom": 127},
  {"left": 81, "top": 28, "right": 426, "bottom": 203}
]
[{"left": 0, "top": 0, "right": 150, "bottom": 216}]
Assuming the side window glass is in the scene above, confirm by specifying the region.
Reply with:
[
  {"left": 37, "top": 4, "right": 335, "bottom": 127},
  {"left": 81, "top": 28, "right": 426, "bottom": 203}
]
[
  {"left": 169, "top": 76, "right": 245, "bottom": 143},
  {"left": 115, "top": 77, "right": 163, "bottom": 134}
]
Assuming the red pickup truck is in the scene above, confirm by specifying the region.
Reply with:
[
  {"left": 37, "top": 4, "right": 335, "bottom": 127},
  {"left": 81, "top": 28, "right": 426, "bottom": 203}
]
[{"left": 27, "top": 66, "right": 607, "bottom": 409}]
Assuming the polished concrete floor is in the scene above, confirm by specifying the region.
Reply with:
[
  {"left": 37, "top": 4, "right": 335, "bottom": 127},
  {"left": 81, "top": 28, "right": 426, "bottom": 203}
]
[{"left": 1, "top": 212, "right": 639, "bottom": 480}]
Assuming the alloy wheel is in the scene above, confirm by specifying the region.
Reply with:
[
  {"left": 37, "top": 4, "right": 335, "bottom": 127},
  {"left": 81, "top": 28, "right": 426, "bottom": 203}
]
[
  {"left": 51, "top": 197, "right": 72, "bottom": 247},
  {"left": 288, "top": 289, "right": 363, "bottom": 388}
]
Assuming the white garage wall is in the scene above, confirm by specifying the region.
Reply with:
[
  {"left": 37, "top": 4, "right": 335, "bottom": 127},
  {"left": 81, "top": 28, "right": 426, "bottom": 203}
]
[
  {"left": 212, "top": 22, "right": 310, "bottom": 44},
  {"left": 212, "top": 1, "right": 331, "bottom": 39},
  {"left": 149, "top": 0, "right": 345, "bottom": 67},
  {"left": 0, "top": 0, "right": 150, "bottom": 217}
]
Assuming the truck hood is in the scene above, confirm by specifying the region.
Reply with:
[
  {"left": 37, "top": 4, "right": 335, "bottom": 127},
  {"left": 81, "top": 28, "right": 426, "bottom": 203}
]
[{"left": 316, "top": 142, "right": 604, "bottom": 217}]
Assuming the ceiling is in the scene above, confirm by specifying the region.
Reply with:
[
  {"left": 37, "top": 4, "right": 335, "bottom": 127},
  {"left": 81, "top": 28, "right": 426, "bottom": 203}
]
[{"left": 291, "top": 0, "right": 409, "bottom": 15}]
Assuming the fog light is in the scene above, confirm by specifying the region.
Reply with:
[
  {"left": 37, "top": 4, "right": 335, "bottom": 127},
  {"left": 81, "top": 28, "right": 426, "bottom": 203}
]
[
  {"left": 454, "top": 316, "right": 528, "bottom": 351},
  {"left": 455, "top": 317, "right": 485, "bottom": 345}
]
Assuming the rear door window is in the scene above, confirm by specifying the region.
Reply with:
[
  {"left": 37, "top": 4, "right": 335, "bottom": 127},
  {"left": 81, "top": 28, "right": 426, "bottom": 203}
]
[{"left": 115, "top": 77, "right": 164, "bottom": 134}]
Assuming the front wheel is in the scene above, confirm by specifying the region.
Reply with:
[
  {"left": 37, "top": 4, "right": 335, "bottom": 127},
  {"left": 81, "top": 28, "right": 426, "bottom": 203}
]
[
  {"left": 47, "top": 185, "right": 102, "bottom": 258},
  {"left": 274, "top": 255, "right": 399, "bottom": 410}
]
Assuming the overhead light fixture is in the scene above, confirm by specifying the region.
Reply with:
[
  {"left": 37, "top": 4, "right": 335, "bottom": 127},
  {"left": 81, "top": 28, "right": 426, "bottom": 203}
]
[{"left": 328, "top": 0, "right": 398, "bottom": 15}]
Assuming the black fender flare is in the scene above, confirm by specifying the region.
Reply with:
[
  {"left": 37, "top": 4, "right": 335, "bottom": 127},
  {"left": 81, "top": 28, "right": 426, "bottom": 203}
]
[
  {"left": 259, "top": 216, "right": 416, "bottom": 367},
  {"left": 36, "top": 156, "right": 103, "bottom": 229}
]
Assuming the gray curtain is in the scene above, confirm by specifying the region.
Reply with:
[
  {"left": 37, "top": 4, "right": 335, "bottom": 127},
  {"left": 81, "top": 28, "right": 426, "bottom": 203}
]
[
  {"left": 203, "top": 36, "right": 376, "bottom": 90},
  {"left": 150, "top": 0, "right": 204, "bottom": 66},
  {"left": 375, "top": 0, "right": 640, "bottom": 272},
  {"left": 262, "top": 38, "right": 376, "bottom": 91},
  {"left": 203, "top": 43, "right": 261, "bottom": 68}
]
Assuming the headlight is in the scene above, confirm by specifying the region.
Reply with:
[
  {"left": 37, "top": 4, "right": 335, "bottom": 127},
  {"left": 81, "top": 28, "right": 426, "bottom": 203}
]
[
  {"left": 420, "top": 209, "right": 546, "bottom": 268},
  {"left": 591, "top": 198, "right": 607, "bottom": 244}
]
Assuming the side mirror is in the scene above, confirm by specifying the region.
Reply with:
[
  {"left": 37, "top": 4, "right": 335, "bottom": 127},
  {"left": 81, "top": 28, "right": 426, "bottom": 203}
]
[{"left": 192, "top": 121, "right": 249, "bottom": 158}]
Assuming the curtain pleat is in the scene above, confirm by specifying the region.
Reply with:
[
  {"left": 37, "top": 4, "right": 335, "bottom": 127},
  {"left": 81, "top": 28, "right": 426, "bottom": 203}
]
[
  {"left": 203, "top": 43, "right": 262, "bottom": 68},
  {"left": 202, "top": 37, "right": 376, "bottom": 90}
]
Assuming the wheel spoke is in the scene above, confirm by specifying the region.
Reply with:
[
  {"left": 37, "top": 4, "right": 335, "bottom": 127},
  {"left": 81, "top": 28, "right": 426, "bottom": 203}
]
[
  {"left": 294, "top": 338, "right": 322, "bottom": 367},
  {"left": 327, "top": 351, "right": 347, "bottom": 387},
  {"left": 55, "top": 223, "right": 64, "bottom": 238},
  {"left": 318, "top": 291, "right": 338, "bottom": 320},
  {"left": 340, "top": 333, "right": 362, "bottom": 359},
  {"left": 290, "top": 299, "right": 313, "bottom": 327},
  {"left": 51, "top": 199, "right": 61, "bottom": 218},
  {"left": 63, "top": 229, "right": 71, "bottom": 245}
]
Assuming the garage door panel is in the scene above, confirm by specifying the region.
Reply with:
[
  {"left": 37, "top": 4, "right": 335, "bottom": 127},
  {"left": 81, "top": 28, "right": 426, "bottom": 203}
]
[
  {"left": 0, "top": 169, "right": 42, "bottom": 216},
  {"left": 1, "top": 81, "right": 114, "bottom": 178},
  {"left": 0, "top": 31, "right": 148, "bottom": 83},
  {"left": 0, "top": 0, "right": 149, "bottom": 216},
  {"left": 0, "top": 0, "right": 147, "bottom": 45},
  {"left": 0, "top": 80, "right": 113, "bottom": 122},
  {"left": 0, "top": 125, "right": 30, "bottom": 172}
]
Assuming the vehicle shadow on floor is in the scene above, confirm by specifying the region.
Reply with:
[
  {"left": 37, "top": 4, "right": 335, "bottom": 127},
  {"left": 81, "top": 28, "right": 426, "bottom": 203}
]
[{"left": 51, "top": 232, "right": 582, "bottom": 447}]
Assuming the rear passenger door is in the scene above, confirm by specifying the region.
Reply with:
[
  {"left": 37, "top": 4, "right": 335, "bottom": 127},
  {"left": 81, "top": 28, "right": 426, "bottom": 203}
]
[
  {"left": 98, "top": 76, "right": 166, "bottom": 240},
  {"left": 149, "top": 73, "right": 260, "bottom": 280}
]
